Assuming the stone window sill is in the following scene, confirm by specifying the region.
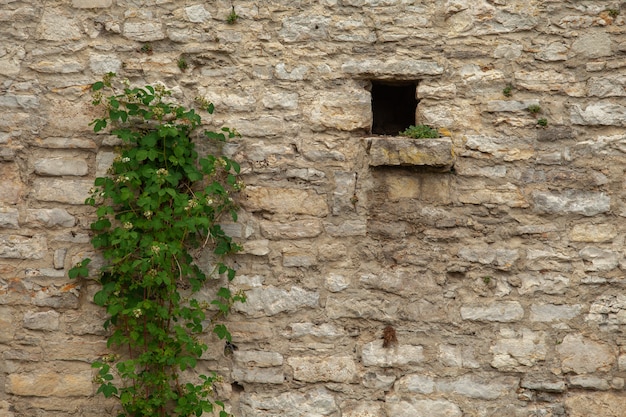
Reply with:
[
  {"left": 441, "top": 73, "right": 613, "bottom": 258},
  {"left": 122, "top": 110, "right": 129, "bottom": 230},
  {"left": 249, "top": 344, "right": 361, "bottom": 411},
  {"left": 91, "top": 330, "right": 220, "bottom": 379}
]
[{"left": 367, "top": 136, "right": 454, "bottom": 171}]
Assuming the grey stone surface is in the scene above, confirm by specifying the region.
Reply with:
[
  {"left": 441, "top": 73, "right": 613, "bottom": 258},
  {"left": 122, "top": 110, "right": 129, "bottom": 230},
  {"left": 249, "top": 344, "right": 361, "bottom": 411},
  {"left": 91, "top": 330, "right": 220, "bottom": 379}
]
[
  {"left": 532, "top": 190, "right": 610, "bottom": 216},
  {"left": 557, "top": 334, "right": 615, "bottom": 374},
  {"left": 240, "top": 387, "right": 338, "bottom": 417},
  {"left": 368, "top": 137, "right": 454, "bottom": 168},
  {"left": 461, "top": 302, "right": 524, "bottom": 322},
  {"left": 288, "top": 355, "right": 356, "bottom": 383},
  {"left": 361, "top": 340, "right": 424, "bottom": 367}
]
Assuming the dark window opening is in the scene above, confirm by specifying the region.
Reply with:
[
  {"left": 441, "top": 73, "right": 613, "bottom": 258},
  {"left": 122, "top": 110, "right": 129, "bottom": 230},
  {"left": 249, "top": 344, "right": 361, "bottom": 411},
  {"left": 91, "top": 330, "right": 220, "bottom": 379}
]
[{"left": 371, "top": 81, "right": 418, "bottom": 136}]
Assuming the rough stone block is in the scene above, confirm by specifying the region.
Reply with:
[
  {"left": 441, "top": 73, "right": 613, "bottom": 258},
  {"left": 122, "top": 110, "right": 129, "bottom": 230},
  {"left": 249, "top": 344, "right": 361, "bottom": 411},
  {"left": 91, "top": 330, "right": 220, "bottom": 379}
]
[
  {"left": 458, "top": 246, "right": 519, "bottom": 270},
  {"left": 530, "top": 304, "right": 582, "bottom": 322},
  {"left": 72, "top": 0, "right": 112, "bottom": 7},
  {"left": 0, "top": 163, "right": 23, "bottom": 204},
  {"left": 438, "top": 345, "right": 480, "bottom": 368},
  {"left": 23, "top": 310, "right": 60, "bottom": 331},
  {"left": 231, "top": 367, "right": 284, "bottom": 384},
  {"left": 243, "top": 186, "right": 328, "bottom": 216},
  {"left": 288, "top": 356, "right": 356, "bottom": 383},
  {"left": 565, "top": 392, "right": 626, "bottom": 417},
  {"left": 260, "top": 219, "right": 323, "bottom": 239},
  {"left": 570, "top": 224, "right": 616, "bottom": 242},
  {"left": 25, "top": 208, "right": 75, "bottom": 227},
  {"left": 234, "top": 286, "right": 319, "bottom": 317},
  {"left": 460, "top": 302, "right": 524, "bottom": 322},
  {"left": 308, "top": 90, "right": 372, "bottom": 131},
  {"left": 517, "top": 273, "right": 570, "bottom": 295},
  {"left": 0, "top": 207, "right": 19, "bottom": 228},
  {"left": 368, "top": 137, "right": 454, "bottom": 168},
  {"left": 436, "top": 375, "right": 519, "bottom": 400},
  {"left": 361, "top": 340, "right": 423, "bottom": 367},
  {"left": 394, "top": 374, "right": 435, "bottom": 394},
  {"left": 279, "top": 15, "right": 330, "bottom": 42},
  {"left": 342, "top": 59, "right": 444, "bottom": 78},
  {"left": 532, "top": 190, "right": 610, "bottom": 216},
  {"left": 32, "top": 179, "right": 93, "bottom": 204},
  {"left": 571, "top": 103, "right": 626, "bottom": 126},
  {"left": 34, "top": 157, "right": 88, "bottom": 176},
  {"left": 37, "top": 10, "right": 82, "bottom": 41},
  {"left": 234, "top": 350, "right": 284, "bottom": 367},
  {"left": 490, "top": 329, "right": 547, "bottom": 369},
  {"left": 0, "top": 235, "right": 47, "bottom": 259},
  {"left": 0, "top": 306, "right": 14, "bottom": 343},
  {"left": 341, "top": 401, "right": 385, "bottom": 417},
  {"left": 557, "top": 334, "right": 615, "bottom": 374},
  {"left": 7, "top": 370, "right": 93, "bottom": 397},
  {"left": 579, "top": 247, "right": 619, "bottom": 271},
  {"left": 123, "top": 20, "right": 165, "bottom": 42},
  {"left": 385, "top": 396, "right": 461, "bottom": 417},
  {"left": 240, "top": 388, "right": 338, "bottom": 417}
]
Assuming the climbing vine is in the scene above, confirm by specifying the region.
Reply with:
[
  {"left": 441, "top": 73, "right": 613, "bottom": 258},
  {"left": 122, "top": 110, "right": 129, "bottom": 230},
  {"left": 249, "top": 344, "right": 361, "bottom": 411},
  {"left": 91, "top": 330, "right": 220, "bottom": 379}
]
[{"left": 70, "top": 73, "right": 245, "bottom": 417}]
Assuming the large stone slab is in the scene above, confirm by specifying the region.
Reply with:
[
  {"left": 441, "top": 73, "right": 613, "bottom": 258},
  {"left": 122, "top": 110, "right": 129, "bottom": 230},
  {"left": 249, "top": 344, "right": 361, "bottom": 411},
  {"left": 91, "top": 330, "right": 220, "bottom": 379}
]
[{"left": 368, "top": 137, "right": 454, "bottom": 169}]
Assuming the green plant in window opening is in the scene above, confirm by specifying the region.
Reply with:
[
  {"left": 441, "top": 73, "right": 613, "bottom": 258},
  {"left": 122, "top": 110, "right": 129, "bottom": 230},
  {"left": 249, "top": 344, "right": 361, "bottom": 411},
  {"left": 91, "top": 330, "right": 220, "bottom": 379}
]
[
  {"left": 70, "top": 73, "right": 245, "bottom": 417},
  {"left": 399, "top": 124, "right": 440, "bottom": 139}
]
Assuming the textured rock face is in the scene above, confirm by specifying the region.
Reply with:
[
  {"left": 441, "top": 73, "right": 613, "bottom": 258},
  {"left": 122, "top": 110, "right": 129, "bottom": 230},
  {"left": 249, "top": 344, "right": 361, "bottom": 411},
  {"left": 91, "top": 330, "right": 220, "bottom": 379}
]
[{"left": 2, "top": 1, "right": 626, "bottom": 416}]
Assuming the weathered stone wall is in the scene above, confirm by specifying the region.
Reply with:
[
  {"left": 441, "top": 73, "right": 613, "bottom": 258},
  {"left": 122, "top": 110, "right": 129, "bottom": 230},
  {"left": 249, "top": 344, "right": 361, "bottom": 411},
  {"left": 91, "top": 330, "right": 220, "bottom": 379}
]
[{"left": 3, "top": 0, "right": 626, "bottom": 415}]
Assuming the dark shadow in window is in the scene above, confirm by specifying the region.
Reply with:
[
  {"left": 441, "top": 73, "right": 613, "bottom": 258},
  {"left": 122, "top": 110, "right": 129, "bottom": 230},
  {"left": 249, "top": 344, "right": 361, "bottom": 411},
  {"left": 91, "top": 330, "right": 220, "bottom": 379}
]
[{"left": 371, "top": 81, "right": 418, "bottom": 135}]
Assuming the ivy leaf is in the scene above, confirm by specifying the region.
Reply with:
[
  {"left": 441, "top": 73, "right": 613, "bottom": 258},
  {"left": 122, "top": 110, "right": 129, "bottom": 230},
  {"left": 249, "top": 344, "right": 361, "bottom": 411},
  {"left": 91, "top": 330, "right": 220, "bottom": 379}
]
[
  {"left": 92, "top": 81, "right": 105, "bottom": 91},
  {"left": 212, "top": 324, "right": 231, "bottom": 342}
]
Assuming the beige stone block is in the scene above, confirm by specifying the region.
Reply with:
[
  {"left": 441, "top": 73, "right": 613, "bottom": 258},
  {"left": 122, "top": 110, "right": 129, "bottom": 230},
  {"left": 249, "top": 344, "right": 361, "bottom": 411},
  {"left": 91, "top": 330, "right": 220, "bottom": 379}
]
[
  {"left": 288, "top": 355, "right": 356, "bottom": 383},
  {"left": 0, "top": 235, "right": 47, "bottom": 259},
  {"left": 0, "top": 163, "right": 23, "bottom": 204},
  {"left": 7, "top": 371, "right": 92, "bottom": 397},
  {"left": 260, "top": 219, "right": 323, "bottom": 239},
  {"left": 242, "top": 186, "right": 328, "bottom": 216},
  {"left": 369, "top": 137, "right": 454, "bottom": 168},
  {"left": 570, "top": 223, "right": 617, "bottom": 242},
  {"left": 72, "top": 0, "right": 112, "bottom": 8},
  {"left": 32, "top": 178, "right": 92, "bottom": 204},
  {"left": 565, "top": 392, "right": 626, "bottom": 417},
  {"left": 558, "top": 334, "right": 615, "bottom": 374}
]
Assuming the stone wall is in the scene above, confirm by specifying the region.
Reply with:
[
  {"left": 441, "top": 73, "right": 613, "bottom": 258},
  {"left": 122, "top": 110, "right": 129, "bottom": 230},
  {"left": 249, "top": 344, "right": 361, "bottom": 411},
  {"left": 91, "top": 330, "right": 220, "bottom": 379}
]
[{"left": 2, "top": 0, "right": 626, "bottom": 415}]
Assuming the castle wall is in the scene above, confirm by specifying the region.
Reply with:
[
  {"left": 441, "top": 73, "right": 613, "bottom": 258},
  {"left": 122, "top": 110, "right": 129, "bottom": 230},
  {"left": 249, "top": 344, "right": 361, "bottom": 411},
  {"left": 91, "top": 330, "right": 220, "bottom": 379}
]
[{"left": 2, "top": 1, "right": 626, "bottom": 416}]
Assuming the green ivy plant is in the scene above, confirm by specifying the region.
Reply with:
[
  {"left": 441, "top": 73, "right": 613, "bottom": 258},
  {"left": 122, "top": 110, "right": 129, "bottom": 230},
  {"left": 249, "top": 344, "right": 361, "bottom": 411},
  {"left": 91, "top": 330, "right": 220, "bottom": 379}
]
[
  {"left": 70, "top": 73, "right": 245, "bottom": 417},
  {"left": 398, "top": 124, "right": 440, "bottom": 139}
]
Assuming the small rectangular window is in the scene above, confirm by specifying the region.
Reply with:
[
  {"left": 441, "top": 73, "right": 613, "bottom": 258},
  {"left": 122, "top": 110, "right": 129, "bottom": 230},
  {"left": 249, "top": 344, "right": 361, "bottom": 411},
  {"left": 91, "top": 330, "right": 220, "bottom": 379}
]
[{"left": 371, "top": 81, "right": 418, "bottom": 135}]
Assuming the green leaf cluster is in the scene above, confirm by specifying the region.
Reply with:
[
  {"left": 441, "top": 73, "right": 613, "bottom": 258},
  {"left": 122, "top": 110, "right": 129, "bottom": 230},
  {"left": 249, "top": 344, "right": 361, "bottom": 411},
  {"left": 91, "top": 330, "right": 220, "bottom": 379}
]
[
  {"left": 71, "top": 73, "right": 244, "bottom": 417},
  {"left": 398, "top": 124, "right": 440, "bottom": 139}
]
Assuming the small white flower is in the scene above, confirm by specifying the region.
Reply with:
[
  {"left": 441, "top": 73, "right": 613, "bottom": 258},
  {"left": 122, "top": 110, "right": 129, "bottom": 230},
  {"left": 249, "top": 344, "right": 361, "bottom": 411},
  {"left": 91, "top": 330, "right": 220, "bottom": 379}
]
[
  {"left": 122, "top": 222, "right": 133, "bottom": 230},
  {"left": 151, "top": 245, "right": 161, "bottom": 255},
  {"left": 205, "top": 197, "right": 214, "bottom": 205},
  {"left": 156, "top": 168, "right": 168, "bottom": 176},
  {"left": 132, "top": 308, "right": 142, "bottom": 318},
  {"left": 121, "top": 157, "right": 131, "bottom": 163},
  {"left": 144, "top": 210, "right": 153, "bottom": 219}
]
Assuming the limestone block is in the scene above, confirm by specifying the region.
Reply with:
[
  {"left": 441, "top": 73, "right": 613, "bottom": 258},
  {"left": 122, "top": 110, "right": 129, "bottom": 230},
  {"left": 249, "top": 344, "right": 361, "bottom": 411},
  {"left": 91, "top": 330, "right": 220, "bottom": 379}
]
[
  {"left": 0, "top": 207, "right": 19, "bottom": 228},
  {"left": 72, "top": 0, "right": 112, "bottom": 7},
  {"left": 0, "top": 306, "right": 14, "bottom": 343},
  {"left": 241, "top": 239, "right": 270, "bottom": 256},
  {"left": 279, "top": 15, "right": 330, "bottom": 42},
  {"left": 385, "top": 396, "right": 461, "bottom": 417},
  {"left": 30, "top": 59, "right": 84, "bottom": 74},
  {"left": 231, "top": 367, "right": 284, "bottom": 384},
  {"left": 342, "top": 59, "right": 444, "bottom": 79},
  {"left": 517, "top": 273, "right": 570, "bottom": 295},
  {"left": 490, "top": 329, "right": 547, "bottom": 369},
  {"left": 240, "top": 387, "right": 338, "bottom": 417},
  {"left": 535, "top": 42, "right": 569, "bottom": 61},
  {"left": 326, "top": 295, "right": 398, "bottom": 321},
  {"left": 520, "top": 376, "right": 566, "bottom": 392},
  {"left": 6, "top": 370, "right": 93, "bottom": 397},
  {"left": 308, "top": 90, "right": 371, "bottom": 131},
  {"left": 324, "top": 220, "right": 367, "bottom": 237},
  {"left": 362, "top": 372, "right": 396, "bottom": 389},
  {"left": 341, "top": 401, "right": 385, "bottom": 417},
  {"left": 34, "top": 157, "right": 89, "bottom": 176},
  {"left": 234, "top": 286, "right": 319, "bottom": 317},
  {"left": 32, "top": 178, "right": 93, "bottom": 204},
  {"left": 457, "top": 246, "right": 519, "bottom": 270},
  {"left": 579, "top": 247, "right": 620, "bottom": 271},
  {"left": 570, "top": 224, "right": 616, "bottom": 243},
  {"left": 586, "top": 294, "right": 626, "bottom": 329},
  {"left": 288, "top": 355, "right": 356, "bottom": 383},
  {"left": 287, "top": 322, "right": 344, "bottom": 339},
  {"left": 123, "top": 20, "right": 165, "bottom": 42},
  {"left": 361, "top": 340, "right": 424, "bottom": 367},
  {"left": 557, "top": 334, "right": 614, "bottom": 374},
  {"left": 53, "top": 248, "right": 66, "bottom": 269},
  {"left": 46, "top": 338, "right": 108, "bottom": 362},
  {"left": 23, "top": 310, "right": 60, "bottom": 331},
  {"left": 565, "top": 392, "right": 626, "bottom": 417},
  {"left": 282, "top": 248, "right": 317, "bottom": 267},
  {"left": 242, "top": 186, "right": 328, "bottom": 216},
  {"left": 436, "top": 375, "right": 519, "bottom": 400},
  {"left": 394, "top": 374, "right": 435, "bottom": 394},
  {"left": 457, "top": 182, "right": 527, "bottom": 208},
  {"left": 531, "top": 190, "right": 610, "bottom": 216},
  {"left": 438, "top": 345, "right": 480, "bottom": 369},
  {"left": 514, "top": 70, "right": 583, "bottom": 96},
  {"left": 37, "top": 10, "right": 82, "bottom": 41},
  {"left": 37, "top": 137, "right": 97, "bottom": 149},
  {"left": 368, "top": 137, "right": 454, "bottom": 169},
  {"left": 569, "top": 375, "right": 611, "bottom": 390},
  {"left": 25, "top": 208, "right": 75, "bottom": 227},
  {"left": 89, "top": 53, "right": 122, "bottom": 74},
  {"left": 588, "top": 76, "right": 626, "bottom": 97},
  {"left": 184, "top": 4, "right": 211, "bottom": 22},
  {"left": 0, "top": 94, "right": 39, "bottom": 109},
  {"left": 572, "top": 32, "right": 612, "bottom": 58},
  {"left": 530, "top": 304, "right": 582, "bottom": 322},
  {"left": 325, "top": 273, "right": 350, "bottom": 292},
  {"left": 571, "top": 103, "right": 626, "bottom": 126},
  {"left": 274, "top": 63, "right": 309, "bottom": 80},
  {"left": 235, "top": 350, "right": 283, "bottom": 367},
  {"left": 461, "top": 302, "right": 524, "bottom": 322},
  {"left": 262, "top": 91, "right": 299, "bottom": 109},
  {"left": 260, "top": 219, "right": 323, "bottom": 239},
  {"left": 486, "top": 99, "right": 540, "bottom": 112},
  {"left": 0, "top": 235, "right": 47, "bottom": 259},
  {"left": 463, "top": 135, "right": 534, "bottom": 161},
  {"left": 0, "top": 163, "right": 23, "bottom": 204}
]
